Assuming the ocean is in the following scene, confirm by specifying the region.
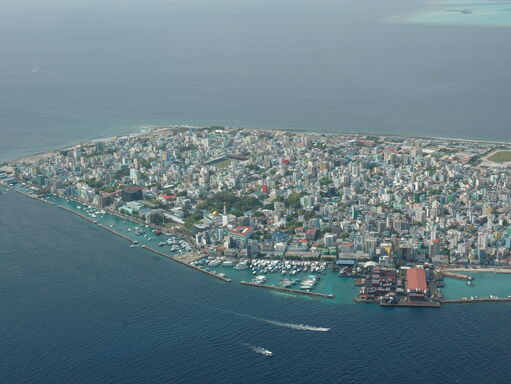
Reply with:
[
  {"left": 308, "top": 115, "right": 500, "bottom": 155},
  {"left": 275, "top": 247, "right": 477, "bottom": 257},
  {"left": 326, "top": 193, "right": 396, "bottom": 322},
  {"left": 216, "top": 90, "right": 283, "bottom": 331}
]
[
  {"left": 2, "top": 1, "right": 511, "bottom": 382},
  {"left": 2, "top": 0, "right": 511, "bottom": 162},
  {"left": 2, "top": 184, "right": 511, "bottom": 384}
]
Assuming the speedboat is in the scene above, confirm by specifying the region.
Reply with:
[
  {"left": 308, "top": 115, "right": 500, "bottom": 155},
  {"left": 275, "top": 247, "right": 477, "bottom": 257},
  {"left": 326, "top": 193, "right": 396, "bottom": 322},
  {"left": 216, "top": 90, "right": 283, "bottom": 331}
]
[{"left": 253, "top": 347, "right": 273, "bottom": 356}]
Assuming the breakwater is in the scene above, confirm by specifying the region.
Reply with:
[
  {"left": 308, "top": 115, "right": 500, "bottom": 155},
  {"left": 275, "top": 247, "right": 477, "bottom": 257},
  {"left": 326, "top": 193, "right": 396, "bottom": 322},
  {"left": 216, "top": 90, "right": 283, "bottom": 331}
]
[
  {"left": 443, "top": 267, "right": 511, "bottom": 274},
  {"left": 240, "top": 281, "right": 334, "bottom": 299},
  {"left": 379, "top": 301, "right": 440, "bottom": 308},
  {"left": 440, "top": 271, "right": 472, "bottom": 280},
  {"left": 14, "top": 189, "right": 231, "bottom": 283},
  {"left": 98, "top": 224, "right": 138, "bottom": 243},
  {"left": 441, "top": 297, "right": 511, "bottom": 304},
  {"left": 140, "top": 246, "right": 231, "bottom": 282}
]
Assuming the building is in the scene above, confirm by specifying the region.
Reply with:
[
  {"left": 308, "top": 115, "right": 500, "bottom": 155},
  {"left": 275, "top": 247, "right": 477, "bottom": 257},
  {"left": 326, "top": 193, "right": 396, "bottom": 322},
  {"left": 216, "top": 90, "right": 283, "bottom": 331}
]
[
  {"left": 406, "top": 268, "right": 427, "bottom": 293},
  {"left": 229, "top": 226, "right": 254, "bottom": 248},
  {"left": 120, "top": 187, "right": 143, "bottom": 202}
]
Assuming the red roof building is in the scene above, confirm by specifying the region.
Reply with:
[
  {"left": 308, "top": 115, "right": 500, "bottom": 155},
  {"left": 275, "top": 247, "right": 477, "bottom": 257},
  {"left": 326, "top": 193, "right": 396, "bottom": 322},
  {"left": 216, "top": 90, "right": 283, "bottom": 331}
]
[
  {"left": 406, "top": 268, "right": 427, "bottom": 293},
  {"left": 229, "top": 226, "right": 254, "bottom": 238},
  {"left": 305, "top": 228, "right": 318, "bottom": 240}
]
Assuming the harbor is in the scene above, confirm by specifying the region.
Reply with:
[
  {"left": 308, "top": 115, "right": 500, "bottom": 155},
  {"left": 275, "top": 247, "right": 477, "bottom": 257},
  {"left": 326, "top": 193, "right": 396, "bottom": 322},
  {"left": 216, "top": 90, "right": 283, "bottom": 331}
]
[
  {"left": 4, "top": 184, "right": 511, "bottom": 306},
  {"left": 240, "top": 281, "right": 334, "bottom": 299},
  {"left": 438, "top": 271, "right": 473, "bottom": 281},
  {"left": 11, "top": 186, "right": 234, "bottom": 283},
  {"left": 441, "top": 297, "right": 511, "bottom": 304}
]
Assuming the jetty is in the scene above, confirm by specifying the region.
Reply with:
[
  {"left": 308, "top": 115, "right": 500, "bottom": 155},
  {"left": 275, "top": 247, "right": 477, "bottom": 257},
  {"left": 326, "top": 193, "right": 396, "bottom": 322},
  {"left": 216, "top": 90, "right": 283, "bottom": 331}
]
[
  {"left": 14, "top": 189, "right": 231, "bottom": 283},
  {"left": 441, "top": 297, "right": 511, "bottom": 304},
  {"left": 140, "top": 245, "right": 231, "bottom": 282},
  {"left": 439, "top": 271, "right": 472, "bottom": 280},
  {"left": 379, "top": 301, "right": 440, "bottom": 308},
  {"left": 240, "top": 281, "right": 334, "bottom": 299}
]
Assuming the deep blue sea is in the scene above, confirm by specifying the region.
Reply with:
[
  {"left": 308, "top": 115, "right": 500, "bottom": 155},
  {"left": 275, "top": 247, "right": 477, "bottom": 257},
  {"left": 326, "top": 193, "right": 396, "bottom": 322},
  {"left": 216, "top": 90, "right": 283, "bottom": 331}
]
[
  {"left": 2, "top": 187, "right": 511, "bottom": 383},
  {"left": 2, "top": 1, "right": 511, "bottom": 382},
  {"left": 2, "top": 0, "right": 511, "bottom": 161}
]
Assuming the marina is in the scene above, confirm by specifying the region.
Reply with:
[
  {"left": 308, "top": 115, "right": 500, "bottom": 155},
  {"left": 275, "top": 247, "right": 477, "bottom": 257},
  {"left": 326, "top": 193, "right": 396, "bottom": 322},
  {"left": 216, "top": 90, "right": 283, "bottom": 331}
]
[
  {"left": 240, "top": 281, "right": 334, "bottom": 299},
  {"left": 6, "top": 185, "right": 511, "bottom": 306},
  {"left": 10, "top": 187, "right": 235, "bottom": 282}
]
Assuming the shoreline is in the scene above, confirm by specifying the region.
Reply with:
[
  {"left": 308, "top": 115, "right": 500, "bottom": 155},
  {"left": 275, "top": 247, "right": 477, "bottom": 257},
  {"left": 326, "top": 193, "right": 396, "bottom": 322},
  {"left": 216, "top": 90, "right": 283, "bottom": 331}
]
[
  {"left": 5, "top": 187, "right": 511, "bottom": 305},
  {"left": 12, "top": 188, "right": 231, "bottom": 283},
  {"left": 3, "top": 124, "right": 511, "bottom": 165}
]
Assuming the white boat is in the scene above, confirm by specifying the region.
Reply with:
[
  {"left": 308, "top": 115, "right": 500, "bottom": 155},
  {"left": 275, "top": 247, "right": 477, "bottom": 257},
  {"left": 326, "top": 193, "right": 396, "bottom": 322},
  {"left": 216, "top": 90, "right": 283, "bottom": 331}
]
[{"left": 253, "top": 347, "right": 273, "bottom": 356}]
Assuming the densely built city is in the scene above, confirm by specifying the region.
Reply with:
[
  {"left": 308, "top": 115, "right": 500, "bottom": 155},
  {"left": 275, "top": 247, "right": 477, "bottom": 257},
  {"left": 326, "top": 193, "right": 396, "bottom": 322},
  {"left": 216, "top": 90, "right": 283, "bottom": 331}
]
[{"left": 2, "top": 126, "right": 511, "bottom": 306}]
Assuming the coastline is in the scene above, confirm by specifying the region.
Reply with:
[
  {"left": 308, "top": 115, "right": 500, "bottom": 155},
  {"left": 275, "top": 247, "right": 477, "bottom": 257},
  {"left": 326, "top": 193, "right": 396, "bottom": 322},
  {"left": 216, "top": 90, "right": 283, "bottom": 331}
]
[
  {"left": 3, "top": 124, "right": 511, "bottom": 305},
  {"left": 11, "top": 187, "right": 232, "bottom": 283},
  {"left": 3, "top": 123, "right": 511, "bottom": 165},
  {"left": 4, "top": 185, "right": 511, "bottom": 305}
]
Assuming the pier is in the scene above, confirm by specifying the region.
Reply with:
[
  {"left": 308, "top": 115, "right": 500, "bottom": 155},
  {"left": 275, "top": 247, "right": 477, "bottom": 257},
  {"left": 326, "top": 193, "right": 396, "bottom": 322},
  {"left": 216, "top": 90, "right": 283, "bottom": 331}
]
[
  {"left": 98, "top": 224, "right": 137, "bottom": 243},
  {"left": 14, "top": 189, "right": 231, "bottom": 283},
  {"left": 379, "top": 301, "right": 440, "bottom": 308},
  {"left": 141, "top": 246, "right": 231, "bottom": 282},
  {"left": 240, "top": 281, "right": 334, "bottom": 299},
  {"left": 441, "top": 297, "right": 511, "bottom": 304},
  {"left": 440, "top": 271, "right": 472, "bottom": 280}
]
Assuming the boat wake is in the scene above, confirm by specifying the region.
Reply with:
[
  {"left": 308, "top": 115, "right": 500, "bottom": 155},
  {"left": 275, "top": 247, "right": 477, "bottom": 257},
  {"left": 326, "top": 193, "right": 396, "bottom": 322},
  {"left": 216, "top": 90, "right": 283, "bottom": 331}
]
[
  {"left": 191, "top": 305, "right": 331, "bottom": 333},
  {"left": 244, "top": 344, "right": 273, "bottom": 356},
  {"left": 261, "top": 319, "right": 330, "bottom": 332}
]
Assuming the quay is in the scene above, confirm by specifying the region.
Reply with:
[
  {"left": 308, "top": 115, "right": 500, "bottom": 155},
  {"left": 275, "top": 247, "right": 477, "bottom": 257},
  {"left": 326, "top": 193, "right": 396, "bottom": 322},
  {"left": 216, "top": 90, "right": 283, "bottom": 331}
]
[
  {"left": 441, "top": 297, "right": 511, "bottom": 304},
  {"left": 240, "top": 281, "right": 334, "bottom": 299},
  {"left": 379, "top": 301, "right": 440, "bottom": 308},
  {"left": 141, "top": 246, "right": 232, "bottom": 282},
  {"left": 98, "top": 224, "right": 137, "bottom": 243},
  {"left": 14, "top": 190, "right": 97, "bottom": 228},
  {"left": 14, "top": 189, "right": 231, "bottom": 283},
  {"left": 443, "top": 267, "right": 511, "bottom": 274},
  {"left": 439, "top": 271, "right": 472, "bottom": 280},
  {"left": 96, "top": 226, "right": 231, "bottom": 283}
]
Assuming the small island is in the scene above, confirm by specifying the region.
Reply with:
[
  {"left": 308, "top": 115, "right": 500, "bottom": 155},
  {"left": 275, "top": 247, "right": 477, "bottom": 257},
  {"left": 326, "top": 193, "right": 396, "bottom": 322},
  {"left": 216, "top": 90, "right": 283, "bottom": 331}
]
[{"left": 2, "top": 126, "right": 511, "bottom": 306}]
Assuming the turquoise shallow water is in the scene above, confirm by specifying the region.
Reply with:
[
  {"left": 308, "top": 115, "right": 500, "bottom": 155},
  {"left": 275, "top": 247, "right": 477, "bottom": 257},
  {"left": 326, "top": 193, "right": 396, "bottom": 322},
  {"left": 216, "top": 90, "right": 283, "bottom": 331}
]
[
  {"left": 3, "top": 0, "right": 511, "bottom": 163},
  {"left": 395, "top": 0, "right": 511, "bottom": 26},
  {"left": 3, "top": 188, "right": 511, "bottom": 383},
  {"left": 443, "top": 272, "right": 511, "bottom": 299},
  {"left": 27, "top": 190, "right": 511, "bottom": 304}
]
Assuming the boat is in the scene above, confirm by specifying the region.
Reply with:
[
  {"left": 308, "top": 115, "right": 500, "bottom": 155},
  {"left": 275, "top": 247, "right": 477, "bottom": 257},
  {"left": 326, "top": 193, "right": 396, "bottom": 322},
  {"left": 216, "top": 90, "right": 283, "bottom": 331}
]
[
  {"left": 252, "top": 346, "right": 273, "bottom": 356},
  {"left": 252, "top": 275, "right": 267, "bottom": 284}
]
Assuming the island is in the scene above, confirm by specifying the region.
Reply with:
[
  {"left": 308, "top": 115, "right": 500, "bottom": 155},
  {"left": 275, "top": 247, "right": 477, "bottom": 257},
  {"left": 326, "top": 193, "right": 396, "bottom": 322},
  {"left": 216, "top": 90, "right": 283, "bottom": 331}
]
[{"left": 1, "top": 126, "right": 511, "bottom": 306}]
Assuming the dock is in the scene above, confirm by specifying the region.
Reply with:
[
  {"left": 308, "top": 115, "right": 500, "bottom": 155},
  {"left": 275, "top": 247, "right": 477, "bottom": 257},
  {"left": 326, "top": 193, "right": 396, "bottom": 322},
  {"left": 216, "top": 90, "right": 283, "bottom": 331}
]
[
  {"left": 14, "top": 189, "right": 231, "bottom": 283},
  {"left": 240, "top": 281, "right": 334, "bottom": 299},
  {"left": 441, "top": 297, "right": 511, "bottom": 304},
  {"left": 141, "top": 246, "right": 231, "bottom": 282},
  {"left": 440, "top": 271, "right": 472, "bottom": 280},
  {"left": 379, "top": 301, "right": 440, "bottom": 308}
]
